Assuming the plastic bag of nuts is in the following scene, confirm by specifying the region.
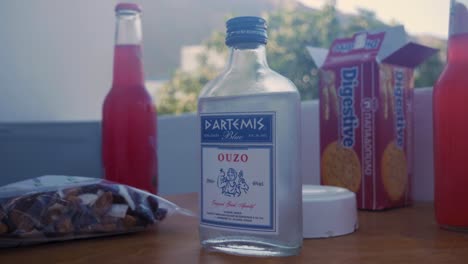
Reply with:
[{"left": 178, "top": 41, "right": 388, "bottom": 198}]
[{"left": 0, "top": 175, "right": 193, "bottom": 247}]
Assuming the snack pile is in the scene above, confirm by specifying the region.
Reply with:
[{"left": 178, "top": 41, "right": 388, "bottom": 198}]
[{"left": 0, "top": 176, "right": 178, "bottom": 247}]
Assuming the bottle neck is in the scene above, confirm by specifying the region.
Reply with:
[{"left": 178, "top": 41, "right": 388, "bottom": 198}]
[
  {"left": 112, "top": 11, "right": 144, "bottom": 87},
  {"left": 448, "top": 33, "right": 468, "bottom": 62},
  {"left": 448, "top": 1, "right": 468, "bottom": 62},
  {"left": 226, "top": 43, "right": 269, "bottom": 73},
  {"left": 115, "top": 10, "right": 142, "bottom": 45}
]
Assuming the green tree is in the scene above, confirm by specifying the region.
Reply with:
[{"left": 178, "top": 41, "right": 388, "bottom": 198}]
[
  {"left": 157, "top": 66, "right": 218, "bottom": 115},
  {"left": 344, "top": 8, "right": 387, "bottom": 33},
  {"left": 266, "top": 6, "right": 341, "bottom": 100},
  {"left": 157, "top": 3, "right": 445, "bottom": 115},
  {"left": 414, "top": 40, "right": 446, "bottom": 88},
  {"left": 415, "top": 53, "right": 445, "bottom": 88}
]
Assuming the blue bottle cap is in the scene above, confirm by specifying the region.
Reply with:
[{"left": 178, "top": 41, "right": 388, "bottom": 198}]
[{"left": 225, "top": 16, "right": 268, "bottom": 46}]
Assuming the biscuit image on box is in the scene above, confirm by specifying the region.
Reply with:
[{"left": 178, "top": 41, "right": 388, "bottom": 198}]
[
  {"left": 381, "top": 141, "right": 408, "bottom": 201},
  {"left": 321, "top": 141, "right": 362, "bottom": 193}
]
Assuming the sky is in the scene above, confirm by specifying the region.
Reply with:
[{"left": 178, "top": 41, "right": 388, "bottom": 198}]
[{"left": 298, "top": 0, "right": 450, "bottom": 38}]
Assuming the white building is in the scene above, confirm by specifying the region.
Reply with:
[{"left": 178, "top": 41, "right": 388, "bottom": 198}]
[{"left": 180, "top": 45, "right": 226, "bottom": 73}]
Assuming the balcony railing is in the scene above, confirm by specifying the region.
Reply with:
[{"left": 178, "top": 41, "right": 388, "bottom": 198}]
[{"left": 0, "top": 88, "right": 434, "bottom": 200}]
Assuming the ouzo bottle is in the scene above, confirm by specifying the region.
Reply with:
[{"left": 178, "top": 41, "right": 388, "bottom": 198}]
[{"left": 198, "top": 16, "right": 303, "bottom": 256}]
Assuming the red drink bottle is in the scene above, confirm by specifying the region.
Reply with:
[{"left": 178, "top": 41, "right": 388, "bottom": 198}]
[
  {"left": 434, "top": 0, "right": 468, "bottom": 229},
  {"left": 102, "top": 3, "right": 158, "bottom": 194}
]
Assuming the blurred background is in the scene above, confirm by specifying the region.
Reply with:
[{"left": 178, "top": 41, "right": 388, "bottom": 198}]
[
  {"left": 0, "top": 0, "right": 448, "bottom": 120},
  {"left": 0, "top": 0, "right": 446, "bottom": 194}
]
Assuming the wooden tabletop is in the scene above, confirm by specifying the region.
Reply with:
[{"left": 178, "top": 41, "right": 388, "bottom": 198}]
[{"left": 1, "top": 192, "right": 468, "bottom": 264}]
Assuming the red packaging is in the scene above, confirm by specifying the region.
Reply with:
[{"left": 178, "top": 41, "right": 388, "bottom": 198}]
[{"left": 308, "top": 26, "right": 437, "bottom": 210}]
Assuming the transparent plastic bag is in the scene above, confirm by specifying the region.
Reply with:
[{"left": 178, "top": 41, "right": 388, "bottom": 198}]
[{"left": 0, "top": 175, "right": 193, "bottom": 248}]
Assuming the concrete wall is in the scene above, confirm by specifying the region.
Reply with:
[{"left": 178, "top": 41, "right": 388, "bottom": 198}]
[
  {"left": 0, "top": 1, "right": 115, "bottom": 122},
  {"left": 0, "top": 122, "right": 102, "bottom": 185}
]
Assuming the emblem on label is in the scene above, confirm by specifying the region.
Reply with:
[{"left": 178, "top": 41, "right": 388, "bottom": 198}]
[{"left": 217, "top": 168, "right": 250, "bottom": 197}]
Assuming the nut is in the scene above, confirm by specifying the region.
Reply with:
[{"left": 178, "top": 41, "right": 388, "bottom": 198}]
[
  {"left": 0, "top": 222, "right": 8, "bottom": 234},
  {"left": 100, "top": 216, "right": 119, "bottom": 225},
  {"left": 44, "top": 203, "right": 67, "bottom": 224},
  {"left": 154, "top": 208, "right": 168, "bottom": 221},
  {"left": 123, "top": 215, "right": 137, "bottom": 228},
  {"left": 92, "top": 191, "right": 113, "bottom": 216},
  {"left": 135, "top": 204, "right": 155, "bottom": 226},
  {"left": 9, "top": 209, "right": 36, "bottom": 233},
  {"left": 0, "top": 208, "right": 6, "bottom": 221},
  {"left": 146, "top": 196, "right": 159, "bottom": 213},
  {"left": 63, "top": 187, "right": 81, "bottom": 198},
  {"left": 55, "top": 217, "right": 73, "bottom": 234},
  {"left": 91, "top": 223, "right": 117, "bottom": 233},
  {"left": 66, "top": 195, "right": 82, "bottom": 207}
]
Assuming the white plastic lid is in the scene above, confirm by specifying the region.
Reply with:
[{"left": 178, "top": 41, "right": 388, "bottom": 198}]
[{"left": 302, "top": 185, "right": 358, "bottom": 238}]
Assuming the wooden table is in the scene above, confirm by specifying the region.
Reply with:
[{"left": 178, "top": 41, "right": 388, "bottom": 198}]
[{"left": 1, "top": 193, "right": 468, "bottom": 263}]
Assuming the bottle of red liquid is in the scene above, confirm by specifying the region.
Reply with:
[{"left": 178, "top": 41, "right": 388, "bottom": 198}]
[
  {"left": 102, "top": 3, "right": 158, "bottom": 194},
  {"left": 433, "top": 0, "right": 468, "bottom": 230}
]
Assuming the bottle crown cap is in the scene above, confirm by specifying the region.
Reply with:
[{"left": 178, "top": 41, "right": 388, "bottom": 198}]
[{"left": 115, "top": 3, "right": 142, "bottom": 13}]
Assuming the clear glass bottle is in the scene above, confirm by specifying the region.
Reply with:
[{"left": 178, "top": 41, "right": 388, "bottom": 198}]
[{"left": 198, "top": 16, "right": 302, "bottom": 256}]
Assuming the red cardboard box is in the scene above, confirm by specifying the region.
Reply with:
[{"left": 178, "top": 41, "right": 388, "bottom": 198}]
[{"left": 308, "top": 26, "right": 437, "bottom": 210}]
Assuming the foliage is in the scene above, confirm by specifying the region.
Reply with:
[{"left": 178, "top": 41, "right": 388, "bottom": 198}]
[
  {"left": 414, "top": 46, "right": 446, "bottom": 88},
  {"left": 157, "top": 3, "right": 445, "bottom": 115},
  {"left": 266, "top": 6, "right": 340, "bottom": 100},
  {"left": 156, "top": 66, "right": 218, "bottom": 115}
]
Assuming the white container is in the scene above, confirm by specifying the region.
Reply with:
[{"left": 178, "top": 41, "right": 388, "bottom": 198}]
[{"left": 302, "top": 185, "right": 358, "bottom": 238}]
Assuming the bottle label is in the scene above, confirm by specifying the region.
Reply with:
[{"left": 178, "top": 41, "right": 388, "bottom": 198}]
[{"left": 200, "top": 112, "right": 276, "bottom": 233}]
